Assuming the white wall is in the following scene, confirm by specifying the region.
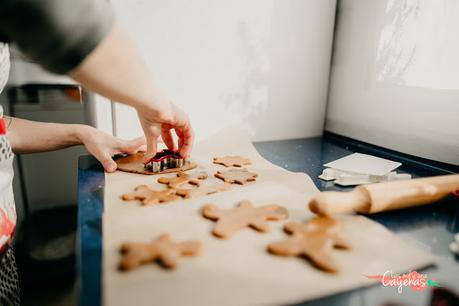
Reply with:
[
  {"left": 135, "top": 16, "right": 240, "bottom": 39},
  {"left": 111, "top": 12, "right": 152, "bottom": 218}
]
[
  {"left": 326, "top": 0, "right": 459, "bottom": 165},
  {"left": 103, "top": 0, "right": 336, "bottom": 141}
]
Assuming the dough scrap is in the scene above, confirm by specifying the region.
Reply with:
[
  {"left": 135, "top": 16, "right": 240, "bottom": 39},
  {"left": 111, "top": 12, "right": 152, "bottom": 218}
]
[
  {"left": 213, "top": 155, "right": 251, "bottom": 167},
  {"left": 267, "top": 217, "right": 351, "bottom": 273},
  {"left": 202, "top": 200, "right": 288, "bottom": 239},
  {"left": 214, "top": 168, "right": 258, "bottom": 184},
  {"left": 119, "top": 234, "right": 202, "bottom": 270}
]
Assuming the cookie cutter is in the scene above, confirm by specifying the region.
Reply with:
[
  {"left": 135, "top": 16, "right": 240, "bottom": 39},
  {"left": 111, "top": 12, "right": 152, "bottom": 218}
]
[{"left": 144, "top": 149, "right": 186, "bottom": 172}]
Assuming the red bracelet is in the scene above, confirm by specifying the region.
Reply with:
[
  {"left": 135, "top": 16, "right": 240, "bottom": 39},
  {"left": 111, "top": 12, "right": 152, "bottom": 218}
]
[{"left": 0, "top": 118, "right": 5, "bottom": 135}]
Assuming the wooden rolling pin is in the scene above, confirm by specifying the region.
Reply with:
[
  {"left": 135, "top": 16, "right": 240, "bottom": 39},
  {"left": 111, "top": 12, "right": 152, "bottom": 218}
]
[{"left": 309, "top": 174, "right": 459, "bottom": 216}]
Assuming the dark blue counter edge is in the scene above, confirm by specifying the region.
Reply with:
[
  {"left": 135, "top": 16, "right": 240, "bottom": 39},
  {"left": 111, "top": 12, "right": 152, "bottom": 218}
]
[
  {"left": 77, "top": 157, "right": 104, "bottom": 306},
  {"left": 77, "top": 133, "right": 459, "bottom": 306}
]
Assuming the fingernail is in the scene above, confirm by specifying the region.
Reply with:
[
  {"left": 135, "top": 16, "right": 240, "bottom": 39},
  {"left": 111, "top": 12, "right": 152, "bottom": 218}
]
[{"left": 107, "top": 163, "right": 117, "bottom": 172}]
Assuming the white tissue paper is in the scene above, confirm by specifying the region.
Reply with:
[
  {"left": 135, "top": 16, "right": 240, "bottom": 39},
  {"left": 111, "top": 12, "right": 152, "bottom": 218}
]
[{"left": 319, "top": 153, "right": 411, "bottom": 186}]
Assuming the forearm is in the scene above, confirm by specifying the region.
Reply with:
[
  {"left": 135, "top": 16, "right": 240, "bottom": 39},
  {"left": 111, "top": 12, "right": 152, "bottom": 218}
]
[
  {"left": 70, "top": 23, "right": 173, "bottom": 121},
  {"left": 6, "top": 116, "right": 89, "bottom": 154}
]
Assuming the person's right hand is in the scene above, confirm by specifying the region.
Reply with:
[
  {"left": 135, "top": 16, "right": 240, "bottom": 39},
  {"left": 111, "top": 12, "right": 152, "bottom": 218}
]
[
  {"left": 137, "top": 101, "right": 194, "bottom": 163},
  {"left": 69, "top": 23, "right": 194, "bottom": 160}
]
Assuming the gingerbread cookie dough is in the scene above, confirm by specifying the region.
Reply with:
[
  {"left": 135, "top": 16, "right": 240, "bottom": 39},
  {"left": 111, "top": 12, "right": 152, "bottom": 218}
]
[
  {"left": 268, "top": 217, "right": 350, "bottom": 273},
  {"left": 215, "top": 168, "right": 258, "bottom": 184},
  {"left": 213, "top": 155, "right": 251, "bottom": 167},
  {"left": 158, "top": 171, "right": 208, "bottom": 188},
  {"left": 175, "top": 183, "right": 230, "bottom": 199},
  {"left": 202, "top": 200, "right": 288, "bottom": 239},
  {"left": 115, "top": 152, "right": 196, "bottom": 175},
  {"left": 122, "top": 185, "right": 180, "bottom": 205},
  {"left": 118, "top": 234, "right": 202, "bottom": 270}
]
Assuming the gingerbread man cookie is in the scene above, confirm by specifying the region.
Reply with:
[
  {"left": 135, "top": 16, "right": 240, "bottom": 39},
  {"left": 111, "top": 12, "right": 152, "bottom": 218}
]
[
  {"left": 202, "top": 200, "right": 288, "bottom": 239},
  {"left": 158, "top": 171, "right": 208, "bottom": 188},
  {"left": 267, "top": 217, "right": 350, "bottom": 273},
  {"left": 213, "top": 155, "right": 251, "bottom": 167},
  {"left": 214, "top": 168, "right": 258, "bottom": 184},
  {"left": 175, "top": 183, "right": 230, "bottom": 199},
  {"left": 119, "top": 234, "right": 202, "bottom": 270},
  {"left": 122, "top": 185, "right": 180, "bottom": 205}
]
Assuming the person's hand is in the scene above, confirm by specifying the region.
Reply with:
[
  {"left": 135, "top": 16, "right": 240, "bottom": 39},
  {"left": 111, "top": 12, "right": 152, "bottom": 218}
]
[
  {"left": 78, "top": 126, "right": 146, "bottom": 172},
  {"left": 69, "top": 23, "right": 194, "bottom": 161},
  {"left": 137, "top": 101, "right": 194, "bottom": 163}
]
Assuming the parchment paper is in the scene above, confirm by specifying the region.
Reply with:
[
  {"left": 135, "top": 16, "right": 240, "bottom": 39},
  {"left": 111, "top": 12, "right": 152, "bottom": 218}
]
[{"left": 103, "top": 127, "right": 435, "bottom": 306}]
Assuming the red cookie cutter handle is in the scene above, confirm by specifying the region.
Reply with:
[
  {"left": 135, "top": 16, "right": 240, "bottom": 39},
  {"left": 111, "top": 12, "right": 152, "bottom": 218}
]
[{"left": 453, "top": 189, "right": 459, "bottom": 199}]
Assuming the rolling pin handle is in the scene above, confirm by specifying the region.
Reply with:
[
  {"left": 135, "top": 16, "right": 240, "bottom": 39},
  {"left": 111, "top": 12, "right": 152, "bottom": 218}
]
[
  {"left": 309, "top": 175, "right": 459, "bottom": 216},
  {"left": 309, "top": 188, "right": 370, "bottom": 216}
]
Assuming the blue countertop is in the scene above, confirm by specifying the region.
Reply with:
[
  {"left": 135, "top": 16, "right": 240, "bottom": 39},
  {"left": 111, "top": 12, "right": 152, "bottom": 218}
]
[{"left": 77, "top": 133, "right": 459, "bottom": 306}]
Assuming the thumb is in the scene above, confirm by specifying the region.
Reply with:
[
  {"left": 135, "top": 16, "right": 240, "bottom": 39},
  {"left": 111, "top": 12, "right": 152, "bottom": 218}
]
[
  {"left": 138, "top": 117, "right": 161, "bottom": 163},
  {"left": 99, "top": 153, "right": 117, "bottom": 173},
  {"left": 144, "top": 134, "right": 159, "bottom": 163}
]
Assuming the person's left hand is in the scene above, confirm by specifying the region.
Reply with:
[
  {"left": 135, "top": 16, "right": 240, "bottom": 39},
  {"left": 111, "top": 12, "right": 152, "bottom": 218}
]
[{"left": 78, "top": 125, "right": 146, "bottom": 172}]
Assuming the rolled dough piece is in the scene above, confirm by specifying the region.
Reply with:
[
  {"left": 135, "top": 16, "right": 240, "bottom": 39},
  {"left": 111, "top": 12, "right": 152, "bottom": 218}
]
[{"left": 115, "top": 152, "right": 197, "bottom": 175}]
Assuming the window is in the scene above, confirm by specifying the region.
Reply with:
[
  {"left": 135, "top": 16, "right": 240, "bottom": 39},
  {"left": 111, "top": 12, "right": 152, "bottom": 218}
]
[{"left": 326, "top": 0, "right": 459, "bottom": 165}]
